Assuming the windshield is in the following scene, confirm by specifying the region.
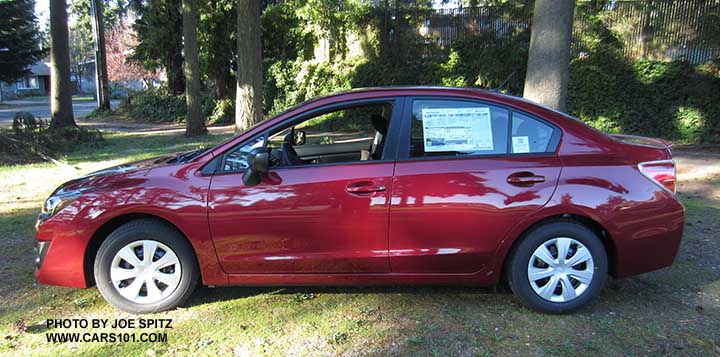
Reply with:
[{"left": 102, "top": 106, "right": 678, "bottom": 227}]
[{"left": 170, "top": 148, "right": 211, "bottom": 164}]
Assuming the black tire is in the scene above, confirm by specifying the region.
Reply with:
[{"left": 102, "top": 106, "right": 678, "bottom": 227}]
[
  {"left": 506, "top": 219, "right": 608, "bottom": 314},
  {"left": 94, "top": 219, "right": 199, "bottom": 314}
]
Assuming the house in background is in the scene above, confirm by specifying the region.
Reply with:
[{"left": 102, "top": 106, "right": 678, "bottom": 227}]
[
  {"left": 74, "top": 59, "right": 98, "bottom": 96},
  {"left": 0, "top": 61, "right": 51, "bottom": 99}
]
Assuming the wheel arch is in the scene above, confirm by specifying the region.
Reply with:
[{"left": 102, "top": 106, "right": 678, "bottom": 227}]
[
  {"left": 83, "top": 213, "right": 200, "bottom": 287},
  {"left": 498, "top": 213, "right": 618, "bottom": 281}
]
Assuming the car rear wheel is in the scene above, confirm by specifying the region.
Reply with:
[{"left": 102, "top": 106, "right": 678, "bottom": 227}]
[
  {"left": 94, "top": 219, "right": 198, "bottom": 314},
  {"left": 507, "top": 220, "right": 608, "bottom": 313}
]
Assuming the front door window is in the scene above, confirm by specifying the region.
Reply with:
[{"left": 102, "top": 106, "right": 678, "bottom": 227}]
[{"left": 266, "top": 103, "right": 393, "bottom": 167}]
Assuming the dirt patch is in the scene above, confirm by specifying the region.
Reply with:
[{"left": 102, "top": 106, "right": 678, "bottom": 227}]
[
  {"left": 0, "top": 134, "right": 44, "bottom": 165},
  {"left": 675, "top": 150, "right": 720, "bottom": 204}
]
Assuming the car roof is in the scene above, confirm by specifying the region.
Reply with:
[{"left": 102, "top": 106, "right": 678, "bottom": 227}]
[
  {"left": 276, "top": 86, "right": 529, "bottom": 117},
  {"left": 291, "top": 86, "right": 568, "bottom": 114},
  {"left": 310, "top": 86, "right": 500, "bottom": 101},
  {"left": 317, "top": 86, "right": 590, "bottom": 127}
]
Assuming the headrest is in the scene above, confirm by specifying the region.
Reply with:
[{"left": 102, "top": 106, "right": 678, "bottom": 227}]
[{"left": 371, "top": 114, "right": 388, "bottom": 136}]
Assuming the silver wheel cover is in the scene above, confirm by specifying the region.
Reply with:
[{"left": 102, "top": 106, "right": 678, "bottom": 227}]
[
  {"left": 110, "top": 240, "right": 182, "bottom": 304},
  {"left": 527, "top": 237, "right": 595, "bottom": 303}
]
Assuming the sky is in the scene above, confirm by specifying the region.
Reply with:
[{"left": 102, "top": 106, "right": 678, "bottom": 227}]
[{"left": 35, "top": 0, "right": 49, "bottom": 28}]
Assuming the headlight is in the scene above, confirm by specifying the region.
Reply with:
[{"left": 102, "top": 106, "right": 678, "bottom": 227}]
[{"left": 41, "top": 191, "right": 81, "bottom": 217}]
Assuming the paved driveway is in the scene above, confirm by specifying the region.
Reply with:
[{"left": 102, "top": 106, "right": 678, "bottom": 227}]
[{"left": 0, "top": 99, "right": 121, "bottom": 126}]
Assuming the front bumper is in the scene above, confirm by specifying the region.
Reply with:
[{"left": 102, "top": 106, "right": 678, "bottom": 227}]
[
  {"left": 34, "top": 214, "right": 91, "bottom": 288},
  {"left": 34, "top": 241, "right": 49, "bottom": 269}
]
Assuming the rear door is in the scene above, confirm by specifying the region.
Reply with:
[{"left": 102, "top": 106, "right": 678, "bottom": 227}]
[{"left": 389, "top": 97, "right": 562, "bottom": 273}]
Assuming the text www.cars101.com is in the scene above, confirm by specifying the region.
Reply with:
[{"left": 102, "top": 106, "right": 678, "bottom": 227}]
[{"left": 46, "top": 332, "right": 167, "bottom": 343}]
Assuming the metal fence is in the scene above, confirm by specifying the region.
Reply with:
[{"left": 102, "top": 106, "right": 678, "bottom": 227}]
[
  {"left": 404, "top": 0, "right": 720, "bottom": 64},
  {"left": 598, "top": 0, "right": 720, "bottom": 63},
  {"left": 422, "top": 6, "right": 530, "bottom": 48}
]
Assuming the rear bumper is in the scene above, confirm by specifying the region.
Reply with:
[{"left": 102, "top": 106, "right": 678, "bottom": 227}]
[
  {"left": 613, "top": 201, "right": 685, "bottom": 278},
  {"left": 34, "top": 215, "right": 90, "bottom": 288}
]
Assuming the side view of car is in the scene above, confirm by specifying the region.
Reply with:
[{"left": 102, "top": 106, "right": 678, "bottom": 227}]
[{"left": 35, "top": 87, "right": 684, "bottom": 314}]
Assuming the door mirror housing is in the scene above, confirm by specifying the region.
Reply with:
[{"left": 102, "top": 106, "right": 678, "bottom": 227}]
[
  {"left": 293, "top": 130, "right": 306, "bottom": 146},
  {"left": 242, "top": 148, "right": 269, "bottom": 186}
]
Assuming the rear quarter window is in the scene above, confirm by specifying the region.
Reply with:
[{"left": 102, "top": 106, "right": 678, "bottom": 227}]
[{"left": 510, "top": 112, "right": 555, "bottom": 154}]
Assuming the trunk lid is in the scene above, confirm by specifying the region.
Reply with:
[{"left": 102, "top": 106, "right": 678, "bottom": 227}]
[{"left": 611, "top": 134, "right": 672, "bottom": 153}]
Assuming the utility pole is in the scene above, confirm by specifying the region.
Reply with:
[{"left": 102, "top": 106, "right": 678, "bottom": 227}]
[
  {"left": 89, "top": 0, "right": 110, "bottom": 110},
  {"left": 0, "top": 48, "right": 6, "bottom": 103}
]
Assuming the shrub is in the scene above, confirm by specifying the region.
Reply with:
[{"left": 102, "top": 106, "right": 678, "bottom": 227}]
[
  {"left": 438, "top": 30, "right": 530, "bottom": 94},
  {"left": 121, "top": 89, "right": 187, "bottom": 123},
  {"left": 208, "top": 98, "right": 235, "bottom": 125},
  {"left": 567, "top": 9, "right": 720, "bottom": 143},
  {"left": 266, "top": 58, "right": 358, "bottom": 115},
  {"left": 5, "top": 112, "right": 104, "bottom": 163},
  {"left": 115, "top": 88, "right": 227, "bottom": 125}
]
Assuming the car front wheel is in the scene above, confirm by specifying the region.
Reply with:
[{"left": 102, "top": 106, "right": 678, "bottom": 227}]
[
  {"left": 94, "top": 219, "right": 198, "bottom": 314},
  {"left": 507, "top": 220, "right": 608, "bottom": 314}
]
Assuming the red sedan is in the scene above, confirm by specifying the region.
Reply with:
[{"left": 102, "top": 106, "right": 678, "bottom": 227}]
[{"left": 35, "top": 87, "right": 684, "bottom": 314}]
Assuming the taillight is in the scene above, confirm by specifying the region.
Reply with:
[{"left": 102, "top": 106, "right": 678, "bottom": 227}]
[{"left": 638, "top": 160, "right": 676, "bottom": 193}]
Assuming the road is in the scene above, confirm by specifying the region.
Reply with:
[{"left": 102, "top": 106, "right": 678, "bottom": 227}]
[{"left": 0, "top": 99, "right": 121, "bottom": 126}]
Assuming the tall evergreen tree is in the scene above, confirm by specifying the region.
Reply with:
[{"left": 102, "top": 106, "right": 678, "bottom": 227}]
[
  {"left": 235, "top": 0, "right": 263, "bottom": 131},
  {"left": 183, "top": 0, "right": 206, "bottom": 136},
  {"left": 0, "top": 0, "right": 46, "bottom": 83},
  {"left": 200, "top": 0, "right": 235, "bottom": 99},
  {"left": 523, "top": 0, "right": 575, "bottom": 111},
  {"left": 130, "top": 0, "right": 185, "bottom": 95},
  {"left": 49, "top": 0, "right": 77, "bottom": 127}
]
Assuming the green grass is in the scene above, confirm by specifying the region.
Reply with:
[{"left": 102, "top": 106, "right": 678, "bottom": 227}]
[
  {"left": 72, "top": 95, "right": 96, "bottom": 101},
  {"left": 1, "top": 134, "right": 720, "bottom": 355}
]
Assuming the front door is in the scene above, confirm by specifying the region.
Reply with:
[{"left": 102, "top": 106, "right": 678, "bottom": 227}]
[{"left": 208, "top": 100, "right": 400, "bottom": 273}]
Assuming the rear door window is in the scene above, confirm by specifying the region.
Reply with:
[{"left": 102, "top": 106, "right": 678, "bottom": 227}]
[{"left": 410, "top": 99, "right": 509, "bottom": 158}]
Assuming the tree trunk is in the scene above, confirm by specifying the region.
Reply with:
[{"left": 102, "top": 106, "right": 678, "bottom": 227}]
[
  {"left": 209, "top": 65, "right": 229, "bottom": 99},
  {"left": 380, "top": 0, "right": 389, "bottom": 59},
  {"left": 521, "top": 0, "right": 533, "bottom": 17},
  {"left": 523, "top": 0, "right": 575, "bottom": 112},
  {"left": 207, "top": 0, "right": 231, "bottom": 100},
  {"left": 167, "top": 13, "right": 186, "bottom": 96},
  {"left": 235, "top": 0, "right": 263, "bottom": 131},
  {"left": 90, "top": 0, "right": 110, "bottom": 110},
  {"left": 182, "top": 0, "right": 206, "bottom": 136},
  {"left": 167, "top": 54, "right": 185, "bottom": 95},
  {"left": 49, "top": 0, "right": 76, "bottom": 127}
]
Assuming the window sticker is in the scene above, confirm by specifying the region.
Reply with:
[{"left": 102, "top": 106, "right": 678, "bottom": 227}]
[
  {"left": 421, "top": 107, "right": 493, "bottom": 152},
  {"left": 512, "top": 136, "right": 530, "bottom": 153}
]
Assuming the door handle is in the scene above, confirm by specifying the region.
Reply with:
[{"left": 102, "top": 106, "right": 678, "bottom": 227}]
[
  {"left": 345, "top": 181, "right": 386, "bottom": 194},
  {"left": 507, "top": 172, "right": 545, "bottom": 186}
]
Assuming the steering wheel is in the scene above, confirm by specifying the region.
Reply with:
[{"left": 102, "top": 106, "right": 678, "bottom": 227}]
[{"left": 268, "top": 147, "right": 281, "bottom": 167}]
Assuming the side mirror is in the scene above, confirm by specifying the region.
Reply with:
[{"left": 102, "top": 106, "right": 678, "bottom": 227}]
[
  {"left": 242, "top": 148, "right": 269, "bottom": 186},
  {"left": 293, "top": 130, "right": 306, "bottom": 146}
]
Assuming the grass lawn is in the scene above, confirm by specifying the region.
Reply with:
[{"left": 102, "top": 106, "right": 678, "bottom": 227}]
[{"left": 1, "top": 132, "right": 720, "bottom": 356}]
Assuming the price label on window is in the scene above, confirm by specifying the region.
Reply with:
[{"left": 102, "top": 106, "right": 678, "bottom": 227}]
[
  {"left": 512, "top": 136, "right": 530, "bottom": 153},
  {"left": 421, "top": 107, "right": 493, "bottom": 152}
]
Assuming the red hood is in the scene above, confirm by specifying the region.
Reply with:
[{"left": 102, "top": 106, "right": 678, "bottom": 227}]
[{"left": 50, "top": 154, "right": 179, "bottom": 196}]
